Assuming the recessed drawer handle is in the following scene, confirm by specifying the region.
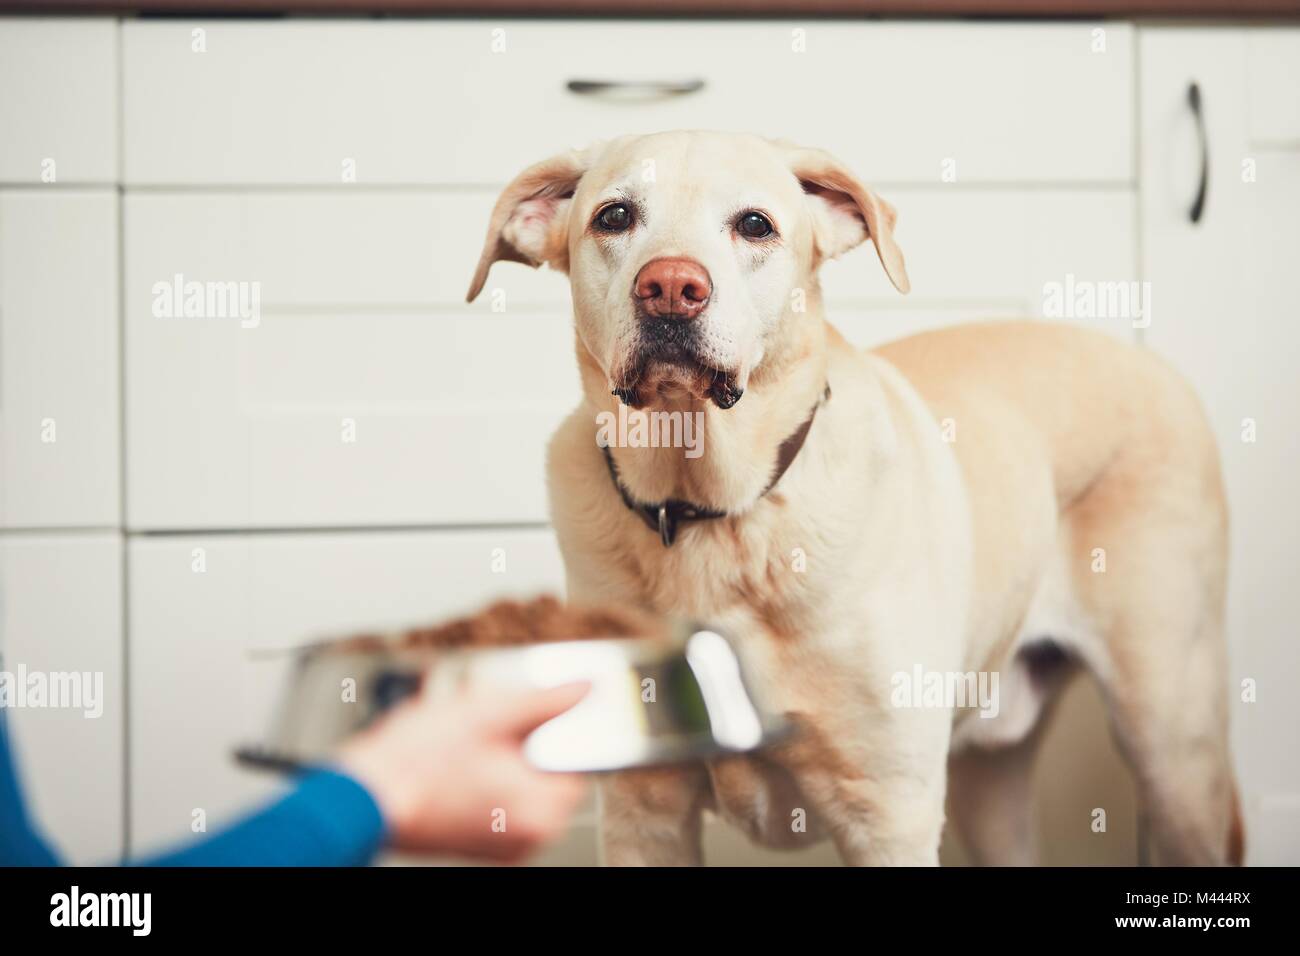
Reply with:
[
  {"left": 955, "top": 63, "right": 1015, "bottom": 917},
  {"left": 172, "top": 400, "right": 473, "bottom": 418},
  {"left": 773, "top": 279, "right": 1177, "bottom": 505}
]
[
  {"left": 566, "top": 78, "right": 706, "bottom": 98},
  {"left": 1187, "top": 82, "right": 1209, "bottom": 225}
]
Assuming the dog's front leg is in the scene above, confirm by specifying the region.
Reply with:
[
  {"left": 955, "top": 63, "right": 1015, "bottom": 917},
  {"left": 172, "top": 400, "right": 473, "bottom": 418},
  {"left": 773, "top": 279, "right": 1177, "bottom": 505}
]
[
  {"left": 774, "top": 711, "right": 950, "bottom": 867},
  {"left": 598, "top": 765, "right": 712, "bottom": 866},
  {"left": 827, "top": 779, "right": 947, "bottom": 867}
]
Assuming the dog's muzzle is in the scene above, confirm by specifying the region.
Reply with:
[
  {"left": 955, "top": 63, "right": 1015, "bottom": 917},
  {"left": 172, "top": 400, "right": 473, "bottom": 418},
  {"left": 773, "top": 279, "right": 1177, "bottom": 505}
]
[
  {"left": 611, "top": 257, "right": 740, "bottom": 410},
  {"left": 612, "top": 327, "right": 744, "bottom": 410}
]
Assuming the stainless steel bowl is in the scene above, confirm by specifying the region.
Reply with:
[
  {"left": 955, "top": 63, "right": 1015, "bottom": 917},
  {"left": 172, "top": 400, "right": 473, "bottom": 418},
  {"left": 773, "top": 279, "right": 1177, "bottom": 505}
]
[{"left": 238, "top": 622, "right": 791, "bottom": 774}]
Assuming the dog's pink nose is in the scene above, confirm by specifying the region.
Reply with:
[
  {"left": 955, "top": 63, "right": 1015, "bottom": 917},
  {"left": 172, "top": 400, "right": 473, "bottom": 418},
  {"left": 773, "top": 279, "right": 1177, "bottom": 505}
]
[{"left": 634, "top": 257, "right": 712, "bottom": 321}]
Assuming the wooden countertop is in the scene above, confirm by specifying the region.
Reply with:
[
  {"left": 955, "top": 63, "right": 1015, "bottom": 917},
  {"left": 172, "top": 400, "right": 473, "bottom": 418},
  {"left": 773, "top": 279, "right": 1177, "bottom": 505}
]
[{"left": 3, "top": 1, "right": 1298, "bottom": 17}]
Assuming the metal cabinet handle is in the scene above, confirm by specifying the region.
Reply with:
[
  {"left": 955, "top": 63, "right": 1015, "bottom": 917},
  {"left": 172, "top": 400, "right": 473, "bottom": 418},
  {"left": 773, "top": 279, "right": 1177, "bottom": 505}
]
[
  {"left": 566, "top": 78, "right": 705, "bottom": 98},
  {"left": 1188, "top": 82, "right": 1209, "bottom": 225}
]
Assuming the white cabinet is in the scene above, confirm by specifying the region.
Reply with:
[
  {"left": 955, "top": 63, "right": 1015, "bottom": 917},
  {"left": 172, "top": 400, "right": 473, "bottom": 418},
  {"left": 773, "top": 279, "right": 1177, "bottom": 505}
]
[
  {"left": 823, "top": 189, "right": 1137, "bottom": 311},
  {"left": 117, "top": 21, "right": 1136, "bottom": 530},
  {"left": 0, "top": 18, "right": 118, "bottom": 185},
  {"left": 122, "top": 192, "right": 577, "bottom": 530},
  {"left": 123, "top": 21, "right": 1132, "bottom": 186},
  {"left": 826, "top": 188, "right": 1138, "bottom": 347},
  {"left": 0, "top": 191, "right": 120, "bottom": 529},
  {"left": 0, "top": 19, "right": 124, "bottom": 868},
  {"left": 122, "top": 187, "right": 1133, "bottom": 530},
  {"left": 1140, "top": 27, "right": 1300, "bottom": 865},
  {"left": 0, "top": 534, "right": 123, "bottom": 864},
  {"left": 127, "top": 527, "right": 565, "bottom": 855},
  {"left": 107, "top": 18, "right": 1136, "bottom": 867},
  {"left": 0, "top": 22, "right": 120, "bottom": 531},
  {"left": 4, "top": 14, "right": 1294, "bottom": 867}
]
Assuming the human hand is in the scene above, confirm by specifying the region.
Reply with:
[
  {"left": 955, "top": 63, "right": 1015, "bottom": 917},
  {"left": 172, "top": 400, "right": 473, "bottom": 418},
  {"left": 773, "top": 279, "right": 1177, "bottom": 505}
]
[{"left": 336, "top": 680, "right": 590, "bottom": 862}]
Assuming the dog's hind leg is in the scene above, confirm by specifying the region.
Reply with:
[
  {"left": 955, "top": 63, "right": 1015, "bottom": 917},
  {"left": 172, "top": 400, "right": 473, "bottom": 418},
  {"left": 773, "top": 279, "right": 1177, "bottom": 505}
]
[
  {"left": 946, "top": 718, "right": 1053, "bottom": 866},
  {"left": 1067, "top": 444, "right": 1241, "bottom": 866},
  {"left": 946, "top": 633, "right": 1080, "bottom": 864},
  {"left": 1090, "top": 608, "right": 1240, "bottom": 865}
]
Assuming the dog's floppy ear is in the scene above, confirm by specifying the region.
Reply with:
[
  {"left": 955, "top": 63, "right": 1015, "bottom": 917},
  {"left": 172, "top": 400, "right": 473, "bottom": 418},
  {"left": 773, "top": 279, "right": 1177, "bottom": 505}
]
[
  {"left": 785, "top": 146, "right": 910, "bottom": 295},
  {"left": 466, "top": 148, "right": 594, "bottom": 302}
]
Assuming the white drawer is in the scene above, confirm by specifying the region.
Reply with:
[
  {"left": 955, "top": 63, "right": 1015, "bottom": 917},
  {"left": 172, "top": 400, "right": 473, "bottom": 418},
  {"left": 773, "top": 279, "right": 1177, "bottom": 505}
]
[
  {"left": 125, "top": 194, "right": 577, "bottom": 530},
  {"left": 125, "top": 311, "right": 575, "bottom": 531},
  {"left": 0, "top": 19, "right": 118, "bottom": 184},
  {"left": 128, "top": 188, "right": 1138, "bottom": 310},
  {"left": 1, "top": 533, "right": 123, "bottom": 864},
  {"left": 125, "top": 191, "right": 565, "bottom": 311},
  {"left": 818, "top": 189, "right": 1138, "bottom": 320},
  {"left": 123, "top": 20, "right": 1133, "bottom": 186},
  {"left": 816, "top": 187, "right": 1140, "bottom": 353},
  {"left": 127, "top": 528, "right": 565, "bottom": 855},
  {"left": 1, "top": 191, "right": 120, "bottom": 528}
]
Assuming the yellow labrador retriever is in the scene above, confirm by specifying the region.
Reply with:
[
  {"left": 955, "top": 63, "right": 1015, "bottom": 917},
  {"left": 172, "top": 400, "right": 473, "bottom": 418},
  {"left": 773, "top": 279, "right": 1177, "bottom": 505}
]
[{"left": 466, "top": 130, "right": 1242, "bottom": 866}]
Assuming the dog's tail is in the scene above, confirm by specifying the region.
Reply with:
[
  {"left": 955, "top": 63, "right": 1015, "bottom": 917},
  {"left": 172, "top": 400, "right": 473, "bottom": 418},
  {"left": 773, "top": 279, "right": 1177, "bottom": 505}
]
[{"left": 1227, "top": 779, "right": 1246, "bottom": 866}]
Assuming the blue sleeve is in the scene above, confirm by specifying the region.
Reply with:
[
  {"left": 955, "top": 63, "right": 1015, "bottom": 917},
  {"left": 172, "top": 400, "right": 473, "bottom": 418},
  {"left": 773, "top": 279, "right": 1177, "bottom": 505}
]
[
  {"left": 133, "top": 769, "right": 387, "bottom": 868},
  {"left": 0, "top": 717, "right": 63, "bottom": 866},
  {"left": 5, "top": 711, "right": 384, "bottom": 867}
]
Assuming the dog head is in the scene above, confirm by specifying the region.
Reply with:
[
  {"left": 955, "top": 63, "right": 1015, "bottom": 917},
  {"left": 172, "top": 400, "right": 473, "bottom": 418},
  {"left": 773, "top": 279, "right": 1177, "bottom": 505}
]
[{"left": 467, "top": 131, "right": 909, "bottom": 410}]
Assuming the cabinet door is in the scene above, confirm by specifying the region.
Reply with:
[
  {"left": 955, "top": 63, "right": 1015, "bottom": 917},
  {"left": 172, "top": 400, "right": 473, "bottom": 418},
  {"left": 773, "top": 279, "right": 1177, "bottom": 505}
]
[
  {"left": 0, "top": 534, "right": 124, "bottom": 864},
  {"left": 123, "top": 192, "right": 576, "bottom": 531},
  {"left": 0, "top": 192, "right": 120, "bottom": 528},
  {"left": 127, "top": 528, "right": 566, "bottom": 856},
  {"left": 1140, "top": 27, "right": 1300, "bottom": 865},
  {"left": 0, "top": 18, "right": 118, "bottom": 184},
  {"left": 828, "top": 189, "right": 1138, "bottom": 348}
]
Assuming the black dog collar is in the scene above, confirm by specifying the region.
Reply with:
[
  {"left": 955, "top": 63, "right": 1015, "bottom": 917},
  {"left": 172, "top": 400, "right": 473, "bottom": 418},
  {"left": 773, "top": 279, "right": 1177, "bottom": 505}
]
[{"left": 602, "top": 385, "right": 830, "bottom": 547}]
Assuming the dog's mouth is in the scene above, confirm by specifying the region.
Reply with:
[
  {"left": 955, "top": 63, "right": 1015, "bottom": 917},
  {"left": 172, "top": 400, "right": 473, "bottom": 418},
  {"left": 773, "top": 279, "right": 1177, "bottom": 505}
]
[{"left": 612, "top": 321, "right": 743, "bottom": 410}]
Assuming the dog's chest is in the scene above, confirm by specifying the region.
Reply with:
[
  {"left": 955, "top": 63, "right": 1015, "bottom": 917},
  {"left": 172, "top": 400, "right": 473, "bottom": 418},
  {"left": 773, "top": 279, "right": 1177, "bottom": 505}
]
[{"left": 628, "top": 508, "right": 836, "bottom": 641}]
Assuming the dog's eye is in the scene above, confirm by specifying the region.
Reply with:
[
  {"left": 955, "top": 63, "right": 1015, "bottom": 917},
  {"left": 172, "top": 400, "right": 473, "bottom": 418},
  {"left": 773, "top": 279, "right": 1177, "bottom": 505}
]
[
  {"left": 594, "top": 203, "right": 633, "bottom": 233},
  {"left": 736, "top": 211, "right": 774, "bottom": 240}
]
